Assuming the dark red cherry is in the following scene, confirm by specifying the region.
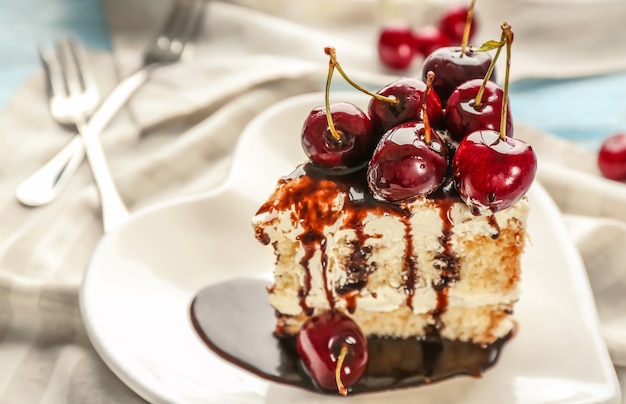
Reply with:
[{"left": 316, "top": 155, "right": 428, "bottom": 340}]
[
  {"left": 368, "top": 77, "right": 444, "bottom": 138},
  {"left": 439, "top": 5, "right": 478, "bottom": 43},
  {"left": 412, "top": 26, "right": 452, "bottom": 58},
  {"left": 301, "top": 102, "right": 373, "bottom": 168},
  {"left": 420, "top": 46, "right": 494, "bottom": 107},
  {"left": 446, "top": 79, "right": 513, "bottom": 142},
  {"left": 598, "top": 133, "right": 626, "bottom": 181},
  {"left": 452, "top": 130, "right": 537, "bottom": 213},
  {"left": 367, "top": 121, "right": 448, "bottom": 202},
  {"left": 377, "top": 23, "right": 416, "bottom": 70},
  {"left": 296, "top": 311, "right": 368, "bottom": 395}
]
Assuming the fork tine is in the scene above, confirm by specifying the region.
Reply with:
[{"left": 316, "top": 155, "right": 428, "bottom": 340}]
[
  {"left": 179, "top": 0, "right": 206, "bottom": 45},
  {"left": 68, "top": 37, "right": 99, "bottom": 97},
  {"left": 37, "top": 46, "right": 53, "bottom": 98},
  {"left": 162, "top": 0, "right": 206, "bottom": 48},
  {"left": 38, "top": 45, "right": 66, "bottom": 98},
  {"left": 174, "top": 0, "right": 207, "bottom": 61},
  {"left": 56, "top": 37, "right": 82, "bottom": 96},
  {"left": 156, "top": 0, "right": 189, "bottom": 47},
  {"left": 66, "top": 37, "right": 100, "bottom": 113}
]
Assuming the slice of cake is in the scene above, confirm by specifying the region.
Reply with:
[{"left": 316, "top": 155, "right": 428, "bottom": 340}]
[
  {"left": 251, "top": 38, "right": 535, "bottom": 394},
  {"left": 252, "top": 163, "right": 529, "bottom": 345}
]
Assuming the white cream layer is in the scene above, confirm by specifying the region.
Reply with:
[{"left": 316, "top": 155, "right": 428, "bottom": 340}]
[{"left": 253, "top": 195, "right": 529, "bottom": 317}]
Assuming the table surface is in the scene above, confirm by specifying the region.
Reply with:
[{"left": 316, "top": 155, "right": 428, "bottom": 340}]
[{"left": 2, "top": 0, "right": 625, "bottom": 150}]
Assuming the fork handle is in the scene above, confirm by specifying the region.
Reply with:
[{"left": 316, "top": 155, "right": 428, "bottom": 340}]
[
  {"left": 15, "top": 67, "right": 151, "bottom": 207},
  {"left": 76, "top": 120, "right": 129, "bottom": 233},
  {"left": 15, "top": 135, "right": 86, "bottom": 206}
]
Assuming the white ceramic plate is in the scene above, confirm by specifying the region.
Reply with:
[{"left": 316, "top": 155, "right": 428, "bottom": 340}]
[{"left": 80, "top": 92, "right": 621, "bottom": 404}]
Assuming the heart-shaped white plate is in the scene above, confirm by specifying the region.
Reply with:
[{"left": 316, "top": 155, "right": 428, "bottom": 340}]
[{"left": 80, "top": 92, "right": 620, "bottom": 404}]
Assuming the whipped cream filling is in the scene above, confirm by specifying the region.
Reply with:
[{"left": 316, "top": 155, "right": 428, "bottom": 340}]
[{"left": 255, "top": 191, "right": 529, "bottom": 317}]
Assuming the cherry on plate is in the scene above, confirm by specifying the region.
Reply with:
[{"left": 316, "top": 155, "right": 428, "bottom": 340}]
[{"left": 296, "top": 311, "right": 368, "bottom": 395}]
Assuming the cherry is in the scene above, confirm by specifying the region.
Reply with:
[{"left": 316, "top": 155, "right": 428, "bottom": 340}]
[
  {"left": 446, "top": 79, "right": 513, "bottom": 142},
  {"left": 420, "top": 1, "right": 491, "bottom": 107},
  {"left": 296, "top": 311, "right": 368, "bottom": 395},
  {"left": 451, "top": 23, "right": 533, "bottom": 213},
  {"left": 438, "top": 4, "right": 478, "bottom": 44},
  {"left": 377, "top": 23, "right": 416, "bottom": 70},
  {"left": 445, "top": 26, "right": 511, "bottom": 142},
  {"left": 412, "top": 25, "right": 452, "bottom": 58},
  {"left": 420, "top": 47, "right": 494, "bottom": 107},
  {"left": 299, "top": 47, "right": 390, "bottom": 169},
  {"left": 598, "top": 133, "right": 626, "bottom": 181},
  {"left": 301, "top": 102, "right": 374, "bottom": 168},
  {"left": 452, "top": 130, "right": 536, "bottom": 213},
  {"left": 368, "top": 77, "right": 444, "bottom": 137},
  {"left": 367, "top": 120, "right": 448, "bottom": 202}
]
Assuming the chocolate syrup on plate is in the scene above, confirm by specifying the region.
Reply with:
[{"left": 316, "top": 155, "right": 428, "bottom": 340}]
[{"left": 189, "top": 279, "right": 512, "bottom": 395}]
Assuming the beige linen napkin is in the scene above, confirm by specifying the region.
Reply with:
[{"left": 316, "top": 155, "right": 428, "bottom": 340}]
[{"left": 1, "top": 0, "right": 626, "bottom": 402}]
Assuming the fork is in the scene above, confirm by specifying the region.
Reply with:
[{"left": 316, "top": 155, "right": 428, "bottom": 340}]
[
  {"left": 16, "top": 0, "right": 207, "bottom": 208},
  {"left": 40, "top": 37, "right": 130, "bottom": 232}
]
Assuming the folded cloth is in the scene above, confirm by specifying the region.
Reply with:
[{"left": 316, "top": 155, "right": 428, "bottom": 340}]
[{"left": 1, "top": 0, "right": 626, "bottom": 402}]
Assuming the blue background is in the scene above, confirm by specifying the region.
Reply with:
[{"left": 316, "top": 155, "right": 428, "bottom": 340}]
[{"left": 0, "top": 0, "right": 110, "bottom": 106}]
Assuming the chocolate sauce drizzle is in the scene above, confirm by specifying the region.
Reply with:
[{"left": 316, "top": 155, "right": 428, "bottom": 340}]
[
  {"left": 430, "top": 197, "right": 461, "bottom": 332},
  {"left": 254, "top": 163, "right": 479, "bottom": 329},
  {"left": 256, "top": 164, "right": 409, "bottom": 313},
  {"left": 190, "top": 279, "right": 513, "bottom": 395},
  {"left": 401, "top": 216, "right": 418, "bottom": 309}
]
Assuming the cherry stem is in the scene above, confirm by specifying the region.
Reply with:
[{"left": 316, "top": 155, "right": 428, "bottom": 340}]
[
  {"left": 474, "top": 32, "right": 505, "bottom": 108},
  {"left": 335, "top": 343, "right": 349, "bottom": 396},
  {"left": 499, "top": 22, "right": 513, "bottom": 140},
  {"left": 323, "top": 51, "right": 342, "bottom": 142},
  {"left": 324, "top": 47, "right": 399, "bottom": 106},
  {"left": 461, "top": 0, "right": 476, "bottom": 54},
  {"left": 422, "top": 71, "right": 435, "bottom": 145}
]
